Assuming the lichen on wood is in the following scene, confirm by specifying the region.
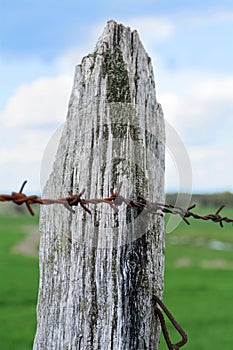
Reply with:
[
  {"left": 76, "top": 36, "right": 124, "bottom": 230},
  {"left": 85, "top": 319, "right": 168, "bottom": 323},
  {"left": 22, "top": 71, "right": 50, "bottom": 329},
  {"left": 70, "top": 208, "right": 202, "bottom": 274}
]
[{"left": 102, "top": 46, "right": 131, "bottom": 103}]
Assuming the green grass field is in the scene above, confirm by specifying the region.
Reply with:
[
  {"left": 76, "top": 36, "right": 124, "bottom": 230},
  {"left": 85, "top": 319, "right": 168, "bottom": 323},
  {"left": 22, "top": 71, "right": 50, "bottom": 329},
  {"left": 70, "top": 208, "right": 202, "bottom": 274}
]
[
  {"left": 0, "top": 205, "right": 233, "bottom": 349},
  {"left": 0, "top": 210, "right": 39, "bottom": 350},
  {"left": 159, "top": 206, "right": 233, "bottom": 350}
]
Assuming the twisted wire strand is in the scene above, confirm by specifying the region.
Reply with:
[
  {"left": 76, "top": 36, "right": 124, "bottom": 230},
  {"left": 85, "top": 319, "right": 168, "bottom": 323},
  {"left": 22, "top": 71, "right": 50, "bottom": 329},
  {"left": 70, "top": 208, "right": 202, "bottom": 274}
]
[{"left": 0, "top": 181, "right": 232, "bottom": 228}]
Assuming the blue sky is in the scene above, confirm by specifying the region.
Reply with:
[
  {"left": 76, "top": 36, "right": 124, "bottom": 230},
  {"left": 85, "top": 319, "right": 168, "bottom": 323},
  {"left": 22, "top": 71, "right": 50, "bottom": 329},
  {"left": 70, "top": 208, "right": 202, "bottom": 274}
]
[{"left": 1, "top": 0, "right": 233, "bottom": 194}]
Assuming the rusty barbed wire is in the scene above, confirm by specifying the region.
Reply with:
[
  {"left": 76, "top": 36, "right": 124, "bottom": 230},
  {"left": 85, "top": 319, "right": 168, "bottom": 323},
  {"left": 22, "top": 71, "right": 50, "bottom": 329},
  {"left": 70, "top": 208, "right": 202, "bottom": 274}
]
[
  {"left": 0, "top": 181, "right": 233, "bottom": 228},
  {"left": 154, "top": 295, "right": 188, "bottom": 350},
  {"left": 0, "top": 180, "right": 232, "bottom": 228}
]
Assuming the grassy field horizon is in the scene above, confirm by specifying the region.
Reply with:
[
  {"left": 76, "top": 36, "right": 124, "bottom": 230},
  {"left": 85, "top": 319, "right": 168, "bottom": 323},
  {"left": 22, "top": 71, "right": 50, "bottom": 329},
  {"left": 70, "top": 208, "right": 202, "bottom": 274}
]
[{"left": 0, "top": 201, "right": 233, "bottom": 349}]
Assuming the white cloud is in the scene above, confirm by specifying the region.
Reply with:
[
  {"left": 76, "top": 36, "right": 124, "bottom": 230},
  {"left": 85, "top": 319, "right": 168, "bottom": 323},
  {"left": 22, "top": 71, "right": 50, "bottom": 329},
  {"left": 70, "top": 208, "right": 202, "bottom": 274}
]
[
  {"left": 158, "top": 74, "right": 233, "bottom": 142},
  {"left": 127, "top": 16, "right": 174, "bottom": 46},
  {"left": 157, "top": 71, "right": 233, "bottom": 192},
  {"left": 57, "top": 46, "right": 93, "bottom": 73},
  {"left": 0, "top": 128, "right": 56, "bottom": 193},
  {"left": 166, "top": 142, "right": 233, "bottom": 193},
  {"left": 195, "top": 77, "right": 233, "bottom": 105},
  {"left": 189, "top": 145, "right": 233, "bottom": 192},
  {"left": 159, "top": 92, "right": 181, "bottom": 125},
  {"left": 1, "top": 75, "right": 73, "bottom": 128}
]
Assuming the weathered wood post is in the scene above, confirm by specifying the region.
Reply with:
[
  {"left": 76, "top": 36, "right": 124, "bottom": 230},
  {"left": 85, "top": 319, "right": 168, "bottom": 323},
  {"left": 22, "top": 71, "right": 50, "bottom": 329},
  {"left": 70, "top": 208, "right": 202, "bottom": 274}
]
[{"left": 33, "top": 20, "right": 165, "bottom": 349}]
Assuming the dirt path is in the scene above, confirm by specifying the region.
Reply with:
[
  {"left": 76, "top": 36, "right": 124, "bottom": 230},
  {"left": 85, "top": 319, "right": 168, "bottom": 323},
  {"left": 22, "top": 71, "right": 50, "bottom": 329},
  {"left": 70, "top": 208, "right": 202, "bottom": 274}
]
[{"left": 12, "top": 225, "right": 40, "bottom": 257}]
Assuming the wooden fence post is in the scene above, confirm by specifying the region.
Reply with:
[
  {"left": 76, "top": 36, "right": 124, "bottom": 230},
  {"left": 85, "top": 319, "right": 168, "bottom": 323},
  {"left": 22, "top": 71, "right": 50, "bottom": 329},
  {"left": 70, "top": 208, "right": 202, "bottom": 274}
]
[{"left": 33, "top": 20, "right": 165, "bottom": 350}]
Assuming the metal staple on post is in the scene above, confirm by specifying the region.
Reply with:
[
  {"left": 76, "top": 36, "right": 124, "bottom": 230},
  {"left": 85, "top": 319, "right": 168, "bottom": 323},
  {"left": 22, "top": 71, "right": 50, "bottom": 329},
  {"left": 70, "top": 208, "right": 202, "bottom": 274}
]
[{"left": 154, "top": 296, "right": 188, "bottom": 349}]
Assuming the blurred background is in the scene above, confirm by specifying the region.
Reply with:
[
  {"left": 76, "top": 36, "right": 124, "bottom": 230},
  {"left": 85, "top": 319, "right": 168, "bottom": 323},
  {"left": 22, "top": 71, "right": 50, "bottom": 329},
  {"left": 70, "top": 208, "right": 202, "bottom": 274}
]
[{"left": 1, "top": 1, "right": 233, "bottom": 349}]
